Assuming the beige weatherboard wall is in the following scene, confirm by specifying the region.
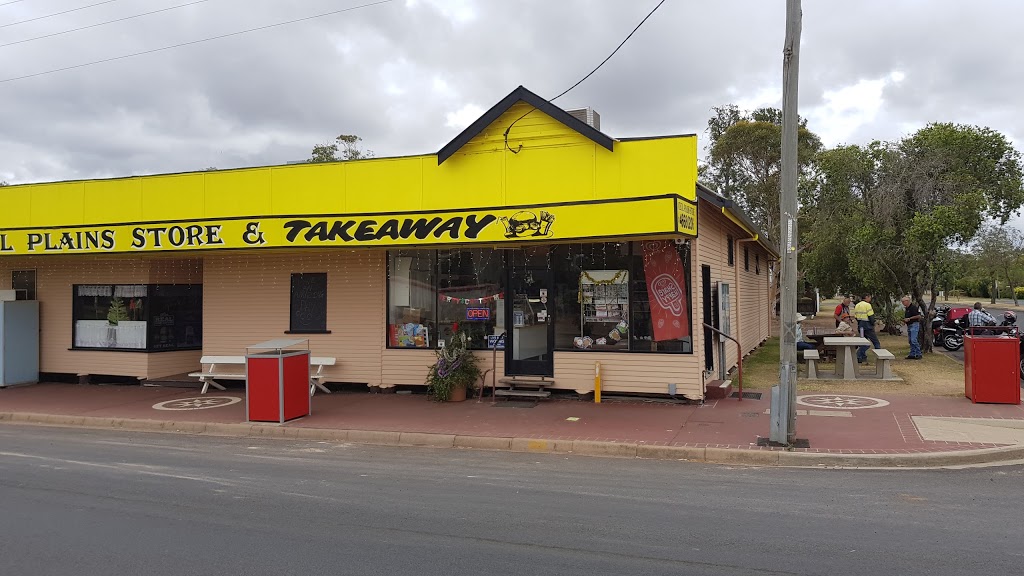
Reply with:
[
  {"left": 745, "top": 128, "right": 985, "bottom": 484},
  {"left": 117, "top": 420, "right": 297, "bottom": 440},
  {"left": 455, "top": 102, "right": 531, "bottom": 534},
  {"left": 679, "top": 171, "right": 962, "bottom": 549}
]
[{"left": 0, "top": 86, "right": 775, "bottom": 398}]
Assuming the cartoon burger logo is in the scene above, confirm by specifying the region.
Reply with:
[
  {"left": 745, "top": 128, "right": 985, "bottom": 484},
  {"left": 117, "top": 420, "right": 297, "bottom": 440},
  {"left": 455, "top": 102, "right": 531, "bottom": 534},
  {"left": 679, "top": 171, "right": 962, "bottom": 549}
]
[{"left": 500, "top": 210, "right": 555, "bottom": 239}]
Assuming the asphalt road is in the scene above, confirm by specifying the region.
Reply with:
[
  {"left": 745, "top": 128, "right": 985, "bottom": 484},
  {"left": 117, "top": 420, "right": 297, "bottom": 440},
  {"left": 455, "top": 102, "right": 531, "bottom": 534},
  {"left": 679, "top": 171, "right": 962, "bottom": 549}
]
[{"left": 2, "top": 426, "right": 1023, "bottom": 576}]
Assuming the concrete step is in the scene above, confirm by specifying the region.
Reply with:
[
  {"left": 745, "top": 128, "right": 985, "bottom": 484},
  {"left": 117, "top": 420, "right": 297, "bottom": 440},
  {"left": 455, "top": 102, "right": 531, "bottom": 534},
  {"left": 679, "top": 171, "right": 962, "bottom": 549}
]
[
  {"left": 703, "top": 379, "right": 732, "bottom": 400},
  {"left": 497, "top": 378, "right": 555, "bottom": 389},
  {"left": 494, "top": 389, "right": 552, "bottom": 399}
]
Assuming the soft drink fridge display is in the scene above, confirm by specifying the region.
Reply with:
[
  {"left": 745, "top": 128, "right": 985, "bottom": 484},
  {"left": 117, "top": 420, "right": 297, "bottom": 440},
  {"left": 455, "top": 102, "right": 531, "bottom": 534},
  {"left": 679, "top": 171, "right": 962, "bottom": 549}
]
[
  {"left": 245, "top": 339, "right": 311, "bottom": 423},
  {"left": 964, "top": 333, "right": 1021, "bottom": 405}
]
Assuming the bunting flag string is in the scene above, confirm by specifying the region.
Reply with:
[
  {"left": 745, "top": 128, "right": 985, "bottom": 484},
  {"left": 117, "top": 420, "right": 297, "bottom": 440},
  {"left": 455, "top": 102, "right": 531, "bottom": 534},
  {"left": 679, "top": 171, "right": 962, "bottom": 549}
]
[{"left": 439, "top": 292, "right": 504, "bottom": 305}]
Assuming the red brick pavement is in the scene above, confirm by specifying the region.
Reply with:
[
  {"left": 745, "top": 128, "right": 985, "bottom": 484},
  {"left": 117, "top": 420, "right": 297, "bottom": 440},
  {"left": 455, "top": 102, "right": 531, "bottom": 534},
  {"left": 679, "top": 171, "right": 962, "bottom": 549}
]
[{"left": 1, "top": 383, "right": 1022, "bottom": 455}]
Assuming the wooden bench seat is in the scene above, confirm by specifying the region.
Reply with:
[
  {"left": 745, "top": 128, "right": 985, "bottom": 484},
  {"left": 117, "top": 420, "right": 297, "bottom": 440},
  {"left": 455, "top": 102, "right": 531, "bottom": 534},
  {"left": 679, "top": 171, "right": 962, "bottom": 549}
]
[
  {"left": 803, "top": 349, "right": 820, "bottom": 379},
  {"left": 188, "top": 355, "right": 338, "bottom": 395},
  {"left": 871, "top": 348, "right": 895, "bottom": 379}
]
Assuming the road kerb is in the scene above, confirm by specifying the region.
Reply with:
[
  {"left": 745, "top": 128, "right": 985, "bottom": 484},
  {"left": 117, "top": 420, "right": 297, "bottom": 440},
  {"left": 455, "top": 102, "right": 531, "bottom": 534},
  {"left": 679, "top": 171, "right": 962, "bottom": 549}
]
[
  {"left": 636, "top": 444, "right": 706, "bottom": 461},
  {"left": 454, "top": 436, "right": 512, "bottom": 451},
  {"left": 399, "top": 432, "right": 456, "bottom": 448},
  {"left": 572, "top": 440, "right": 637, "bottom": 458},
  {"left": 1, "top": 412, "right": 1022, "bottom": 468},
  {"left": 510, "top": 437, "right": 574, "bottom": 453},
  {"left": 705, "top": 447, "right": 781, "bottom": 466}
]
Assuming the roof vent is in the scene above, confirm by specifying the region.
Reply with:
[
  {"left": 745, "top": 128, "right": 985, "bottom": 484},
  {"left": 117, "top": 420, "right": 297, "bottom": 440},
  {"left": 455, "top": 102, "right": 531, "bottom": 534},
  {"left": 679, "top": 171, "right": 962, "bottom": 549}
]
[{"left": 566, "top": 107, "right": 601, "bottom": 131}]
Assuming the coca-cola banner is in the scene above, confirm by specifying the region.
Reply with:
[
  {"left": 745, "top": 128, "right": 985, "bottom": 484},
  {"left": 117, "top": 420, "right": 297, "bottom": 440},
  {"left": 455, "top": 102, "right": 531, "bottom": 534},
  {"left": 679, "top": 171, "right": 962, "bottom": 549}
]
[{"left": 641, "top": 240, "right": 690, "bottom": 341}]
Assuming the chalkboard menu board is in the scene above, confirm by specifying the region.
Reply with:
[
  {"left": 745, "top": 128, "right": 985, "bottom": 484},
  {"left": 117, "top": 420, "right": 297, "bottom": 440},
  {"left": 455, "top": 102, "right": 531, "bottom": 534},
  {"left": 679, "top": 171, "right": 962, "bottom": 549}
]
[{"left": 289, "top": 273, "right": 328, "bottom": 333}]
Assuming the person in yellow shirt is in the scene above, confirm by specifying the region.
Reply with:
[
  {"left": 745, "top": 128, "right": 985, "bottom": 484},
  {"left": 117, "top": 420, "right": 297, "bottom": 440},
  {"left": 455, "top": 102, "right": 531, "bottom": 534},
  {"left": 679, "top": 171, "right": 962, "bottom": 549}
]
[{"left": 854, "top": 294, "right": 881, "bottom": 363}]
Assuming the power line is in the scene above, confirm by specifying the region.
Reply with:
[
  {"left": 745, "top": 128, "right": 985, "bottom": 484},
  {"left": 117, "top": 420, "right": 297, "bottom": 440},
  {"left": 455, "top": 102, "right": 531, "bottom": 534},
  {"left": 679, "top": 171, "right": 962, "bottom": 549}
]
[
  {"left": 1, "top": 0, "right": 122, "bottom": 28},
  {"left": 1, "top": 0, "right": 216, "bottom": 48},
  {"left": 0, "top": 0, "right": 32, "bottom": 7},
  {"left": 0, "top": 0, "right": 398, "bottom": 84},
  {"left": 503, "top": 0, "right": 668, "bottom": 153}
]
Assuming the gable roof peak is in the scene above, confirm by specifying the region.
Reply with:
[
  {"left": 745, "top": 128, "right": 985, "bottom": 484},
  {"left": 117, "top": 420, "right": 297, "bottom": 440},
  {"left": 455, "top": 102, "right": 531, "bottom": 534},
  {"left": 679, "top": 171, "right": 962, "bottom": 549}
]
[{"left": 436, "top": 85, "right": 614, "bottom": 164}]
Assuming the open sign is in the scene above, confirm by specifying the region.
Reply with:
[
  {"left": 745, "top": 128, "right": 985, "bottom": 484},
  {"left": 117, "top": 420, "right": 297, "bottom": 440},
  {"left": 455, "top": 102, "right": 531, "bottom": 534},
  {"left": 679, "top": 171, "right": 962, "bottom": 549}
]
[{"left": 466, "top": 307, "right": 491, "bottom": 321}]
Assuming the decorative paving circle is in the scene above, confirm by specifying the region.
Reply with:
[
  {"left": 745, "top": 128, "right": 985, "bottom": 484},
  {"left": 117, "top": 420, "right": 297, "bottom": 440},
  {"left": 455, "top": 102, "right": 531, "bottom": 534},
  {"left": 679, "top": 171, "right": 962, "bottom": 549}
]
[
  {"left": 796, "top": 395, "right": 890, "bottom": 410},
  {"left": 152, "top": 396, "right": 241, "bottom": 411}
]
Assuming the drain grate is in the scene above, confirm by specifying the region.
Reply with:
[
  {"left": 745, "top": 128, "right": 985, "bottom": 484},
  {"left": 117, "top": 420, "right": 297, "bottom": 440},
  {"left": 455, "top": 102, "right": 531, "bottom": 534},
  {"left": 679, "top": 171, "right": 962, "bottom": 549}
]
[
  {"left": 740, "top": 412, "right": 761, "bottom": 418},
  {"left": 730, "top": 392, "right": 763, "bottom": 400},
  {"left": 757, "top": 437, "right": 810, "bottom": 448},
  {"left": 492, "top": 401, "right": 538, "bottom": 409}
]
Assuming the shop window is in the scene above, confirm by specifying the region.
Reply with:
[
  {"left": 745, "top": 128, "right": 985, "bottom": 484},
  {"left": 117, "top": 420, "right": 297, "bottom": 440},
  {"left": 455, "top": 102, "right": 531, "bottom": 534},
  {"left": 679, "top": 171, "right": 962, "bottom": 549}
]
[
  {"left": 387, "top": 250, "right": 436, "bottom": 348},
  {"left": 148, "top": 285, "right": 203, "bottom": 350},
  {"left": 72, "top": 284, "right": 202, "bottom": 351},
  {"left": 288, "top": 273, "right": 328, "bottom": 333},
  {"left": 727, "top": 235, "right": 734, "bottom": 266},
  {"left": 12, "top": 270, "right": 35, "bottom": 300},
  {"left": 437, "top": 248, "right": 504, "bottom": 350},
  {"left": 552, "top": 243, "right": 632, "bottom": 351},
  {"left": 629, "top": 240, "right": 693, "bottom": 353},
  {"left": 744, "top": 246, "right": 750, "bottom": 271}
]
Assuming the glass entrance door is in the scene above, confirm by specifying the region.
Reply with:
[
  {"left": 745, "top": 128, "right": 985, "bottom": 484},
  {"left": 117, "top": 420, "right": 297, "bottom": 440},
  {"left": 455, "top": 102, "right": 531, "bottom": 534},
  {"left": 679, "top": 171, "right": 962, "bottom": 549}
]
[{"left": 505, "top": 249, "right": 554, "bottom": 376}]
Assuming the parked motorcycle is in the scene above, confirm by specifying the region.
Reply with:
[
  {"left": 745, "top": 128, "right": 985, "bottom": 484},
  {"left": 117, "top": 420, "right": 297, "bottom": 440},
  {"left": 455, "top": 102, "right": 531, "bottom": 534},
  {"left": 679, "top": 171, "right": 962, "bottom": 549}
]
[{"left": 932, "top": 305, "right": 971, "bottom": 351}]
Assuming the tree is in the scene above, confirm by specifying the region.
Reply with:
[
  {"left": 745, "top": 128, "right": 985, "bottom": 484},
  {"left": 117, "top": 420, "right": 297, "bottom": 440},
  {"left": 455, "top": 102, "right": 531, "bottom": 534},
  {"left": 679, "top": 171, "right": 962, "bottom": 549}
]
[
  {"left": 702, "top": 105, "right": 823, "bottom": 242},
  {"left": 801, "top": 123, "right": 1024, "bottom": 353},
  {"left": 309, "top": 134, "right": 373, "bottom": 163},
  {"left": 973, "top": 225, "right": 1024, "bottom": 306}
]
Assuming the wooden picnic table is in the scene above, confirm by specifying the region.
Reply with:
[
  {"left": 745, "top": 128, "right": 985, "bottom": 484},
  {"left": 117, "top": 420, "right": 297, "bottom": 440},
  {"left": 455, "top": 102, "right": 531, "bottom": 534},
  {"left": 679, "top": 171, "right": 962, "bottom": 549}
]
[{"left": 823, "top": 336, "right": 871, "bottom": 380}]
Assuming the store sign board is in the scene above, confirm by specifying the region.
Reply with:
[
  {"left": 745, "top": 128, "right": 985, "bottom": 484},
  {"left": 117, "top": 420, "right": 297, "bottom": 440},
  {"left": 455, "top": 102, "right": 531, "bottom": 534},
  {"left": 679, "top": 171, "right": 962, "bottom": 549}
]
[
  {"left": 676, "top": 198, "right": 697, "bottom": 236},
  {"left": 0, "top": 195, "right": 694, "bottom": 256}
]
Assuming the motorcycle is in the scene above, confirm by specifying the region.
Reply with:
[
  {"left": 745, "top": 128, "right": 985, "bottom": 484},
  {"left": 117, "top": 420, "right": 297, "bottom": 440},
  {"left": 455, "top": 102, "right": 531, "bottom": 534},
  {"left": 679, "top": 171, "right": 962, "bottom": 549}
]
[{"left": 932, "top": 305, "right": 971, "bottom": 351}]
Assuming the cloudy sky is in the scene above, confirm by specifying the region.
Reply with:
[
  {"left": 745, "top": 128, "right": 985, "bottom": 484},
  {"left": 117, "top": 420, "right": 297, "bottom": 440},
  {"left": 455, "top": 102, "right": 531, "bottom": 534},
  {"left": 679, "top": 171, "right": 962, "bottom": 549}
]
[{"left": 1, "top": 0, "right": 1020, "bottom": 199}]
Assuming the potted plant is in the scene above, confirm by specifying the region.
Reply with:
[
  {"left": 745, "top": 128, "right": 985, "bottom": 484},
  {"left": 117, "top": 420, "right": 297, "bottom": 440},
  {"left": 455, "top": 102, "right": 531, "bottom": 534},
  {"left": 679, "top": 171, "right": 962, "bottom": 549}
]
[{"left": 425, "top": 333, "right": 480, "bottom": 402}]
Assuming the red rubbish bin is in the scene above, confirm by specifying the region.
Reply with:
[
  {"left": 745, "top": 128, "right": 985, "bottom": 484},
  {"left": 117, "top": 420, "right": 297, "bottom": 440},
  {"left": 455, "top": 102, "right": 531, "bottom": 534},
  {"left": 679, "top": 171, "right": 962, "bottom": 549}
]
[
  {"left": 245, "top": 339, "right": 312, "bottom": 423},
  {"left": 964, "top": 330, "right": 1021, "bottom": 405}
]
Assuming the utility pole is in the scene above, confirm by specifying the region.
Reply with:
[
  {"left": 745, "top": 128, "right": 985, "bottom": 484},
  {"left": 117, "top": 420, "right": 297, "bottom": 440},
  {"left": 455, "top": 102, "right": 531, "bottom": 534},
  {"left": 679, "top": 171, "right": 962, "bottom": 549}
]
[{"left": 770, "top": 0, "right": 801, "bottom": 445}]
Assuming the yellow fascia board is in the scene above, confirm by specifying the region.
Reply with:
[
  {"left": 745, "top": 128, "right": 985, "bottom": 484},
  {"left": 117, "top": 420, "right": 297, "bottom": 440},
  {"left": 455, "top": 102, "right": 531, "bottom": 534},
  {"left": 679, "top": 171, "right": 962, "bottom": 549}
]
[
  {"left": 721, "top": 207, "right": 757, "bottom": 239},
  {"left": 0, "top": 124, "right": 696, "bottom": 237}
]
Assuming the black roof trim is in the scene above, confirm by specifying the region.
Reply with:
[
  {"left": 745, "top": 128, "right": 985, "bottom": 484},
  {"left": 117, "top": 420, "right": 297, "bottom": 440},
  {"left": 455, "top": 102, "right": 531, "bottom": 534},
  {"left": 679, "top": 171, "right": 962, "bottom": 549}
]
[
  {"left": 436, "top": 85, "right": 615, "bottom": 165},
  {"left": 617, "top": 133, "right": 697, "bottom": 142},
  {"left": 696, "top": 182, "right": 779, "bottom": 257}
]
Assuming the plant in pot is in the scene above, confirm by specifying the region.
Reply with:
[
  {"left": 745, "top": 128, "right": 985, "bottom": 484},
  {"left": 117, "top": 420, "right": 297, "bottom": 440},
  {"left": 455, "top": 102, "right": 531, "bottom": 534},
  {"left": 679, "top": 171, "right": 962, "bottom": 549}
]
[{"left": 425, "top": 333, "right": 480, "bottom": 402}]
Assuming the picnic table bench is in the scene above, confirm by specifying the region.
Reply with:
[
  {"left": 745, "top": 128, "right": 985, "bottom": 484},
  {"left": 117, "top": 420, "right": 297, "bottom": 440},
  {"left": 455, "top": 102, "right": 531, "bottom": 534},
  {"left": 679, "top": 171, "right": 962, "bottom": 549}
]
[{"left": 189, "top": 355, "right": 336, "bottom": 395}]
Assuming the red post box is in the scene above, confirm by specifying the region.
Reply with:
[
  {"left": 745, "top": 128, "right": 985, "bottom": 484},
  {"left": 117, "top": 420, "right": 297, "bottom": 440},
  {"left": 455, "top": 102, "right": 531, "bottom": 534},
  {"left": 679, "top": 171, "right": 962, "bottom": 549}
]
[
  {"left": 964, "top": 333, "right": 1021, "bottom": 405},
  {"left": 245, "top": 339, "right": 311, "bottom": 423}
]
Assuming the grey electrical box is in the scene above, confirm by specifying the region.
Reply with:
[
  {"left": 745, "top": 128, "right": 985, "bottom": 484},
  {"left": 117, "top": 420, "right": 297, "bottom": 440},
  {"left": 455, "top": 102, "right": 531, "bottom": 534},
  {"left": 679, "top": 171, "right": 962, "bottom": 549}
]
[{"left": 0, "top": 300, "right": 40, "bottom": 387}]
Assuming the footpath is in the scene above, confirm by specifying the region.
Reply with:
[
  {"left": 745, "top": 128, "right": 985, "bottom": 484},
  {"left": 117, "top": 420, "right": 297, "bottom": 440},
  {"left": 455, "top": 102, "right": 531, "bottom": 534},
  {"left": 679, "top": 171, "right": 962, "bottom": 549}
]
[{"left": 2, "top": 382, "right": 1023, "bottom": 468}]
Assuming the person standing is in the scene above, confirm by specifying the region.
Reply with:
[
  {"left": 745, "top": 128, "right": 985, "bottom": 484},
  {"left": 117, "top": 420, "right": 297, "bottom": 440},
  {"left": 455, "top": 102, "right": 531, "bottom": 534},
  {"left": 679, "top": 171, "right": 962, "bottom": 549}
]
[
  {"left": 855, "top": 294, "right": 881, "bottom": 363},
  {"left": 902, "top": 296, "right": 923, "bottom": 360},
  {"left": 833, "top": 296, "right": 852, "bottom": 328}
]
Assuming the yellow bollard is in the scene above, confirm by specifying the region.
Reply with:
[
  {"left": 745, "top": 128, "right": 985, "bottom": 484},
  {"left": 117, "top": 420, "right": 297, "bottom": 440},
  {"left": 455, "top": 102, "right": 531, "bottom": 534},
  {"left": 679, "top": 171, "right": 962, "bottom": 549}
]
[{"left": 594, "top": 361, "right": 601, "bottom": 403}]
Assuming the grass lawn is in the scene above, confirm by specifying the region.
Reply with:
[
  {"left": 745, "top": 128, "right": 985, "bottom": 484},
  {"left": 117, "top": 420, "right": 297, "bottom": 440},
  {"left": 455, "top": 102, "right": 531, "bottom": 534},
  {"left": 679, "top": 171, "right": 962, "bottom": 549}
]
[{"left": 739, "top": 333, "right": 966, "bottom": 397}]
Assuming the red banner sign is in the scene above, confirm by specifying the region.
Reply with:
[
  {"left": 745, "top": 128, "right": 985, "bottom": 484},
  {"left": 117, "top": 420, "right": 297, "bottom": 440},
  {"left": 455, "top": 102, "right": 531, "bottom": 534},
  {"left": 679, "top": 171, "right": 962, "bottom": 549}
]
[{"left": 641, "top": 240, "right": 690, "bottom": 341}]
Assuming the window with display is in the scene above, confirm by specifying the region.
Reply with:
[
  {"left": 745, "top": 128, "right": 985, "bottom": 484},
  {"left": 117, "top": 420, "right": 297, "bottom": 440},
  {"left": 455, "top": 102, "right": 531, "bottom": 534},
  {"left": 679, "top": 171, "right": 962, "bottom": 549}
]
[
  {"left": 436, "top": 248, "right": 504, "bottom": 350},
  {"left": 552, "top": 243, "right": 632, "bottom": 351},
  {"left": 387, "top": 250, "right": 436, "bottom": 348},
  {"left": 550, "top": 241, "right": 692, "bottom": 354},
  {"left": 72, "top": 284, "right": 202, "bottom": 351}
]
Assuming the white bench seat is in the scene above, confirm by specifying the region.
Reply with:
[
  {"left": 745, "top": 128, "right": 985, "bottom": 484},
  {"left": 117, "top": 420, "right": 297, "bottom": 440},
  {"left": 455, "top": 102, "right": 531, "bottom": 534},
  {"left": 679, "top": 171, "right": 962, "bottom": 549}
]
[
  {"left": 803, "top": 349, "right": 820, "bottom": 379},
  {"left": 189, "top": 355, "right": 338, "bottom": 395},
  {"left": 871, "top": 348, "right": 895, "bottom": 379}
]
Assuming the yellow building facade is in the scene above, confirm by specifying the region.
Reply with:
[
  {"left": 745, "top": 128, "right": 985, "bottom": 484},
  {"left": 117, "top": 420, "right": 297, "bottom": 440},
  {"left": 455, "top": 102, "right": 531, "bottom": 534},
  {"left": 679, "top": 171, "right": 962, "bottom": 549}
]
[{"left": 0, "top": 86, "right": 773, "bottom": 399}]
